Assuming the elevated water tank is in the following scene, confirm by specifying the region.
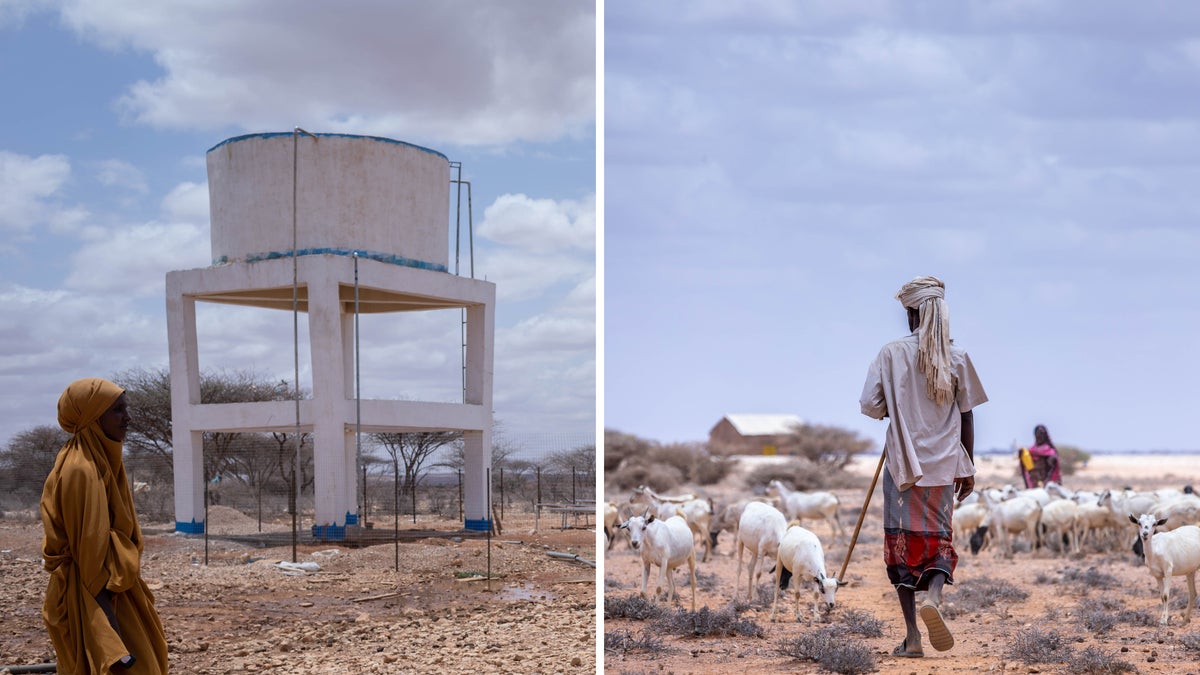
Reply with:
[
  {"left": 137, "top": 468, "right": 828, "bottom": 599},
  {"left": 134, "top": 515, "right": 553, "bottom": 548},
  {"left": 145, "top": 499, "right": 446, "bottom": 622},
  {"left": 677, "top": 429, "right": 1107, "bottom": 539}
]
[{"left": 206, "top": 132, "right": 450, "bottom": 271}]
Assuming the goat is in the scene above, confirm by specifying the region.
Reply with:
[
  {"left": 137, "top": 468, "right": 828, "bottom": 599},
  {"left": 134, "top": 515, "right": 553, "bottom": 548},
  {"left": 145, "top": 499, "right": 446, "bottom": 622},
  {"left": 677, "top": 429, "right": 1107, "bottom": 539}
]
[
  {"left": 1129, "top": 513, "right": 1200, "bottom": 626},
  {"left": 764, "top": 480, "right": 844, "bottom": 542},
  {"left": 769, "top": 524, "right": 843, "bottom": 623},
  {"left": 1153, "top": 494, "right": 1200, "bottom": 532},
  {"left": 709, "top": 496, "right": 777, "bottom": 552},
  {"left": 954, "top": 501, "right": 989, "bottom": 552},
  {"left": 603, "top": 501, "right": 620, "bottom": 550},
  {"left": 734, "top": 501, "right": 788, "bottom": 601},
  {"left": 629, "top": 485, "right": 714, "bottom": 562},
  {"left": 1039, "top": 499, "right": 1080, "bottom": 555},
  {"left": 619, "top": 514, "right": 697, "bottom": 611},
  {"left": 979, "top": 490, "right": 1042, "bottom": 556}
]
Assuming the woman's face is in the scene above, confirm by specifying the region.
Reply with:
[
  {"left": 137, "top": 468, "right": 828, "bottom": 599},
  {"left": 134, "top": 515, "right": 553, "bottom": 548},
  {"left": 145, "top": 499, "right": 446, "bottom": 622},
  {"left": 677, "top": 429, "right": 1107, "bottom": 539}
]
[
  {"left": 98, "top": 393, "right": 130, "bottom": 443},
  {"left": 1034, "top": 426, "right": 1048, "bottom": 445}
]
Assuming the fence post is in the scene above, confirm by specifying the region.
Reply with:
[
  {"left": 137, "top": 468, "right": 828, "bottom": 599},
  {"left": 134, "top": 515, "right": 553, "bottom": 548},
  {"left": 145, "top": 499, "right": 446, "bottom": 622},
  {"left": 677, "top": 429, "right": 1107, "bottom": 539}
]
[
  {"left": 499, "top": 467, "right": 505, "bottom": 520},
  {"left": 457, "top": 470, "right": 463, "bottom": 523},
  {"left": 536, "top": 467, "right": 542, "bottom": 506},
  {"left": 572, "top": 465, "right": 577, "bottom": 504},
  {"left": 411, "top": 475, "right": 417, "bottom": 525}
]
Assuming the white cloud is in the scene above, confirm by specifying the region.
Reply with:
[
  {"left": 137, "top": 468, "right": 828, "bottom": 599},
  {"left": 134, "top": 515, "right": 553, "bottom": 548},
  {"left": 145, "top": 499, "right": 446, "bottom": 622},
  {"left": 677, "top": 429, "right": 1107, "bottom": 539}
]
[
  {"left": 161, "top": 181, "right": 210, "bottom": 223},
  {"left": 0, "top": 151, "right": 87, "bottom": 235},
  {"left": 57, "top": 0, "right": 594, "bottom": 145},
  {"left": 94, "top": 158, "right": 148, "bottom": 194},
  {"left": 65, "top": 221, "right": 210, "bottom": 296},
  {"left": 479, "top": 193, "right": 595, "bottom": 253}
]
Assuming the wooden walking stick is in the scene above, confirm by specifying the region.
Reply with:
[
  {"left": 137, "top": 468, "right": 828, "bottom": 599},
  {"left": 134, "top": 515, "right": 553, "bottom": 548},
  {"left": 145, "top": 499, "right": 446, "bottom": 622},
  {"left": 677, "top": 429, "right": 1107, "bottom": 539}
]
[{"left": 837, "top": 449, "right": 886, "bottom": 583}]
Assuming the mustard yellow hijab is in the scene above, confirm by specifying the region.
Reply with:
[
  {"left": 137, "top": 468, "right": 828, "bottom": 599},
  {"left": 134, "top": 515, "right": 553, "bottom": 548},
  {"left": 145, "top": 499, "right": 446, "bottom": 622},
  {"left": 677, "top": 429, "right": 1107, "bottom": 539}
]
[{"left": 41, "top": 378, "right": 168, "bottom": 674}]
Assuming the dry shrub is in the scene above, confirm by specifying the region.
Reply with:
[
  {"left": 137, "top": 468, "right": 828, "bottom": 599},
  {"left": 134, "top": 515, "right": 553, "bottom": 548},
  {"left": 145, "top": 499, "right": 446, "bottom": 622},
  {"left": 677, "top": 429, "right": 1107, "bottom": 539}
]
[
  {"left": 653, "top": 606, "right": 764, "bottom": 638},
  {"left": 604, "top": 628, "right": 668, "bottom": 655},
  {"left": 838, "top": 609, "right": 885, "bottom": 638},
  {"left": 1066, "top": 646, "right": 1136, "bottom": 674},
  {"left": 743, "top": 457, "right": 830, "bottom": 491},
  {"left": 604, "top": 429, "right": 653, "bottom": 472},
  {"left": 1180, "top": 632, "right": 1200, "bottom": 652},
  {"left": 943, "top": 576, "right": 1029, "bottom": 618},
  {"left": 608, "top": 461, "right": 684, "bottom": 492},
  {"left": 776, "top": 625, "right": 875, "bottom": 675},
  {"left": 1003, "top": 626, "right": 1073, "bottom": 665},
  {"left": 1076, "top": 596, "right": 1156, "bottom": 633},
  {"left": 605, "top": 594, "right": 668, "bottom": 621}
]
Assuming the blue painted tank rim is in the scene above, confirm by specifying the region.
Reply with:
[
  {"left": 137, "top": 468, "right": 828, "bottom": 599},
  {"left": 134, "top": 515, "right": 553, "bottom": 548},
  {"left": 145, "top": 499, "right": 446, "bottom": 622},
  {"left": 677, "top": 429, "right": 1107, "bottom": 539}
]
[{"left": 207, "top": 132, "right": 448, "bottom": 161}]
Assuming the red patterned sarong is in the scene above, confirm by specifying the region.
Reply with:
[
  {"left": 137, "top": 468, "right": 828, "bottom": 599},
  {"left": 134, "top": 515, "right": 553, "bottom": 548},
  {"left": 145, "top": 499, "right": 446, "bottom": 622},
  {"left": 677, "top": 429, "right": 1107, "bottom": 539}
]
[{"left": 882, "top": 469, "right": 958, "bottom": 590}]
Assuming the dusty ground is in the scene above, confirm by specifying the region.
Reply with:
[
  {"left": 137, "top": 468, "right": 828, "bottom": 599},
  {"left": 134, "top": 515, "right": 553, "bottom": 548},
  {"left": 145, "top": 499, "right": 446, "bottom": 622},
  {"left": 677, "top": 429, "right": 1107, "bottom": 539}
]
[
  {"left": 1, "top": 509, "right": 597, "bottom": 674},
  {"left": 604, "top": 453, "right": 1200, "bottom": 674}
]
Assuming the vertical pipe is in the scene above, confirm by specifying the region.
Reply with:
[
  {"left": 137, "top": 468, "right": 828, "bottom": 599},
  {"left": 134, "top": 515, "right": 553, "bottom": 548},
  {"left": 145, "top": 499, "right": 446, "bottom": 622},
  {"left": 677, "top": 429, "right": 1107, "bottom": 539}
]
[
  {"left": 354, "top": 251, "right": 362, "bottom": 523},
  {"left": 457, "top": 470, "right": 463, "bottom": 522},
  {"left": 499, "top": 467, "right": 505, "bottom": 521},
  {"left": 486, "top": 467, "right": 492, "bottom": 592},
  {"left": 394, "top": 455, "right": 399, "bottom": 570}
]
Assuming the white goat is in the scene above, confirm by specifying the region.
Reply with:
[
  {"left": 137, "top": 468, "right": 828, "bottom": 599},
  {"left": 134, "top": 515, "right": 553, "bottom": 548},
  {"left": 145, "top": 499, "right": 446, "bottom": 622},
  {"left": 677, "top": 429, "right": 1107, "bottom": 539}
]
[
  {"left": 953, "top": 501, "right": 989, "bottom": 548},
  {"left": 1129, "top": 513, "right": 1200, "bottom": 626},
  {"left": 770, "top": 524, "right": 843, "bottom": 623},
  {"left": 619, "top": 514, "right": 697, "bottom": 611},
  {"left": 734, "top": 502, "right": 788, "bottom": 601},
  {"left": 1153, "top": 495, "right": 1200, "bottom": 532},
  {"left": 765, "top": 480, "right": 844, "bottom": 542},
  {"left": 1039, "top": 499, "right": 1081, "bottom": 555},
  {"left": 629, "top": 486, "right": 714, "bottom": 562},
  {"left": 980, "top": 490, "right": 1042, "bottom": 556},
  {"left": 709, "top": 496, "right": 776, "bottom": 554}
]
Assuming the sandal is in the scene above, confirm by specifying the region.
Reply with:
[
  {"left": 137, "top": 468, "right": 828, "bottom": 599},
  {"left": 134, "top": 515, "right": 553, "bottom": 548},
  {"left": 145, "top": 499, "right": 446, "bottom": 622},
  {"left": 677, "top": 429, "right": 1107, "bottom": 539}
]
[
  {"left": 920, "top": 602, "right": 954, "bottom": 651},
  {"left": 892, "top": 639, "right": 923, "bottom": 658}
]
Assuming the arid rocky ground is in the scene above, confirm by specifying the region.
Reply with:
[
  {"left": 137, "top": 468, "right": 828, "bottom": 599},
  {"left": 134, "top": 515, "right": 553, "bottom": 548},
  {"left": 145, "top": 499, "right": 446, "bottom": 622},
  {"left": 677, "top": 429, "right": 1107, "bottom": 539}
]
[
  {"left": 604, "top": 454, "right": 1200, "bottom": 674},
  {"left": 1, "top": 508, "right": 596, "bottom": 674}
]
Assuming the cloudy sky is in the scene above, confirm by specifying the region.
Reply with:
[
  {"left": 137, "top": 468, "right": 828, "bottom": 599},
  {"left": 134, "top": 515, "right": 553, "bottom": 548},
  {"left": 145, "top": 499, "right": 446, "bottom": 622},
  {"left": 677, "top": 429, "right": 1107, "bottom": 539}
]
[
  {"left": 0, "top": 1, "right": 595, "bottom": 453},
  {"left": 605, "top": 2, "right": 1200, "bottom": 454}
]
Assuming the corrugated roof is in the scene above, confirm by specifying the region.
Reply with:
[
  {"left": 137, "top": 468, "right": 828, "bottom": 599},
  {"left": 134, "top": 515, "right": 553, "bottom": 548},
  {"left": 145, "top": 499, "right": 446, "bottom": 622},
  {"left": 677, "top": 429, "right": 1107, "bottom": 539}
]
[{"left": 720, "top": 413, "right": 803, "bottom": 437}]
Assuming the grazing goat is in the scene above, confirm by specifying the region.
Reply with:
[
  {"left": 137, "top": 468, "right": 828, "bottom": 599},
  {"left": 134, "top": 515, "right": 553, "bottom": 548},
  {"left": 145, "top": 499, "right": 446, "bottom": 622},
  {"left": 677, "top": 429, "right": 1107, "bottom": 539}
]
[
  {"left": 629, "top": 486, "right": 715, "bottom": 562},
  {"left": 954, "top": 501, "right": 989, "bottom": 550},
  {"left": 619, "top": 514, "right": 697, "bottom": 611},
  {"left": 765, "top": 480, "right": 844, "bottom": 542},
  {"left": 1129, "top": 513, "right": 1200, "bottom": 626},
  {"left": 770, "top": 524, "right": 843, "bottom": 623},
  {"left": 734, "top": 502, "right": 788, "bottom": 601}
]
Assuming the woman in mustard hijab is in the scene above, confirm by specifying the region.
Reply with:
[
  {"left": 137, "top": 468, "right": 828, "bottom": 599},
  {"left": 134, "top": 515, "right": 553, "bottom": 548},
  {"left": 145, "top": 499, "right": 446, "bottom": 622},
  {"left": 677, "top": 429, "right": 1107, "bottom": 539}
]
[{"left": 40, "top": 378, "right": 168, "bottom": 673}]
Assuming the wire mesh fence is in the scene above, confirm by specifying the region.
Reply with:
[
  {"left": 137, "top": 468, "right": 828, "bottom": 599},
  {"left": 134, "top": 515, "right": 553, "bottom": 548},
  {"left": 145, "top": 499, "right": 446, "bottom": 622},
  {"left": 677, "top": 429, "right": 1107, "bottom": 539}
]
[{"left": 0, "top": 430, "right": 597, "bottom": 541}]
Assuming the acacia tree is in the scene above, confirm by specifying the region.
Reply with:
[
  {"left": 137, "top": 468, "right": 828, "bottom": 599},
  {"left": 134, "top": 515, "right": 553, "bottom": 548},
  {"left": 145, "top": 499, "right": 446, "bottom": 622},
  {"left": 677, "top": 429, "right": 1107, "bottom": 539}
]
[
  {"left": 372, "top": 431, "right": 463, "bottom": 514},
  {"left": 778, "top": 423, "right": 874, "bottom": 469},
  {"left": 0, "top": 425, "right": 69, "bottom": 505}
]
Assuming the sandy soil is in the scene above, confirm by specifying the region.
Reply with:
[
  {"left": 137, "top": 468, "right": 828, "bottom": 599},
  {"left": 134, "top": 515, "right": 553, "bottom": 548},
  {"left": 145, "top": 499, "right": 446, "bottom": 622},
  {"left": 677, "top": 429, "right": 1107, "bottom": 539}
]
[
  {"left": 1, "top": 509, "right": 597, "bottom": 674},
  {"left": 603, "top": 453, "right": 1200, "bottom": 674}
]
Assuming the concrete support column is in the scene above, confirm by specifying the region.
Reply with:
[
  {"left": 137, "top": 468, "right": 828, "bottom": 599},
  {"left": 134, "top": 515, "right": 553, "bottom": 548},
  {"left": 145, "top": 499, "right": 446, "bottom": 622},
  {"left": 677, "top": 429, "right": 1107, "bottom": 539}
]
[
  {"left": 462, "top": 301, "right": 494, "bottom": 529},
  {"left": 165, "top": 284, "right": 205, "bottom": 533},
  {"left": 308, "top": 274, "right": 353, "bottom": 531}
]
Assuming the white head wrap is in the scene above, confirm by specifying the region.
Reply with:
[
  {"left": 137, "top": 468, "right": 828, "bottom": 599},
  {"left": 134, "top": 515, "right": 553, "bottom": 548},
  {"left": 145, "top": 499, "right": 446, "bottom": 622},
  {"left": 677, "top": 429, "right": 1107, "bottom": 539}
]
[{"left": 896, "top": 276, "right": 955, "bottom": 405}]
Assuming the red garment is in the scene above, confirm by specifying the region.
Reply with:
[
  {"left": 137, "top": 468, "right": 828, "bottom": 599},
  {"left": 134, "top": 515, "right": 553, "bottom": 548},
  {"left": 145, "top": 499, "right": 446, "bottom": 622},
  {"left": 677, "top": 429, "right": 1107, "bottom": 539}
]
[{"left": 1026, "top": 443, "right": 1061, "bottom": 485}]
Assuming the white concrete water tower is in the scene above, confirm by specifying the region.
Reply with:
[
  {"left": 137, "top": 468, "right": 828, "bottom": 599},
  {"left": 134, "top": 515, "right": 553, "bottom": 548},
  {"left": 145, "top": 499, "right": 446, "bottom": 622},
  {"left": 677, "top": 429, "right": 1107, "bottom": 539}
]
[{"left": 166, "top": 132, "right": 495, "bottom": 538}]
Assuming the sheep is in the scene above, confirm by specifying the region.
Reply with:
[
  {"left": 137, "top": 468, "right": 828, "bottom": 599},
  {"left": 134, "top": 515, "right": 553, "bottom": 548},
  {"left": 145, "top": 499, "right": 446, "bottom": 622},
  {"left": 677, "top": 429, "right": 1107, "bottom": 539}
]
[
  {"left": 629, "top": 485, "right": 715, "bottom": 562},
  {"left": 619, "top": 513, "right": 697, "bottom": 611},
  {"left": 764, "top": 480, "right": 844, "bottom": 542},
  {"left": 979, "top": 490, "right": 1042, "bottom": 556},
  {"left": 733, "top": 501, "right": 788, "bottom": 601},
  {"left": 769, "top": 524, "right": 843, "bottom": 623},
  {"left": 1129, "top": 513, "right": 1200, "bottom": 626}
]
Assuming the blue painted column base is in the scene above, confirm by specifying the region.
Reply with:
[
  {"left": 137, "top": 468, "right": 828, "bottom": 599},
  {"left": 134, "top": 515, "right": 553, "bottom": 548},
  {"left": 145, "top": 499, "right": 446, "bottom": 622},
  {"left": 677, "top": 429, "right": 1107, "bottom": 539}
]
[
  {"left": 176, "top": 520, "right": 205, "bottom": 534},
  {"left": 464, "top": 518, "right": 491, "bottom": 532}
]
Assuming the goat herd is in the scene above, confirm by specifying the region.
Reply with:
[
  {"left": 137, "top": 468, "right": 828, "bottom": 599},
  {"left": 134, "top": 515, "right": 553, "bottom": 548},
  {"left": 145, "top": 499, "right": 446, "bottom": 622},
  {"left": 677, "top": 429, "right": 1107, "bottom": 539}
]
[{"left": 605, "top": 479, "right": 1200, "bottom": 630}]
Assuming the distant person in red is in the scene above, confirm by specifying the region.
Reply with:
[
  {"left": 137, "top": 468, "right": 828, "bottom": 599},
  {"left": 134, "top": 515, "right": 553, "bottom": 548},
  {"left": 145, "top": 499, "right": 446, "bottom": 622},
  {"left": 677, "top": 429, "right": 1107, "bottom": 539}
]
[{"left": 1023, "top": 424, "right": 1061, "bottom": 487}]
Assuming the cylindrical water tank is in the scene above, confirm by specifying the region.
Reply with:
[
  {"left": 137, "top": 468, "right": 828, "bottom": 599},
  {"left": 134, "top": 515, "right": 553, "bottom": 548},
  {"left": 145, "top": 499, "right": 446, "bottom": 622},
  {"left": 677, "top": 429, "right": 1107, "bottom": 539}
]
[{"left": 206, "top": 132, "right": 450, "bottom": 271}]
